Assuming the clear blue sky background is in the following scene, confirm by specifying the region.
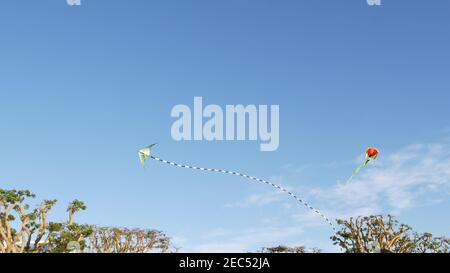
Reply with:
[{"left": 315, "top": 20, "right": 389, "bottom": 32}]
[{"left": 1, "top": 0, "right": 449, "bottom": 252}]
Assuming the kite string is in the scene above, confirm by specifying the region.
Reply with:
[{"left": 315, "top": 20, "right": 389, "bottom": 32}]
[{"left": 150, "top": 156, "right": 337, "bottom": 235}]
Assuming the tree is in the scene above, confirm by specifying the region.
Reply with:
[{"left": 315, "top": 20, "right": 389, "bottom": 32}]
[
  {"left": 0, "top": 189, "right": 42, "bottom": 253},
  {"left": 46, "top": 222, "right": 94, "bottom": 253},
  {"left": 88, "top": 227, "right": 173, "bottom": 253},
  {"left": 332, "top": 215, "right": 450, "bottom": 253},
  {"left": 0, "top": 188, "right": 174, "bottom": 253},
  {"left": 67, "top": 199, "right": 87, "bottom": 225},
  {"left": 29, "top": 199, "right": 58, "bottom": 251},
  {"left": 0, "top": 188, "right": 93, "bottom": 253},
  {"left": 259, "top": 245, "right": 321, "bottom": 253}
]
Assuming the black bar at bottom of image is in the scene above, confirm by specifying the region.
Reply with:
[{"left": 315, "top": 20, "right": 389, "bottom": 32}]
[{"left": 0, "top": 253, "right": 447, "bottom": 272}]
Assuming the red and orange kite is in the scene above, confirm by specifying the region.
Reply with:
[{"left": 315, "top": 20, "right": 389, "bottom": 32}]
[{"left": 346, "top": 147, "right": 379, "bottom": 184}]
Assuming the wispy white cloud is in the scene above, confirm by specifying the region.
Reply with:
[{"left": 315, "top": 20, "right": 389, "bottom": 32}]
[
  {"left": 223, "top": 176, "right": 286, "bottom": 208},
  {"left": 187, "top": 225, "right": 305, "bottom": 253},
  {"left": 224, "top": 191, "right": 283, "bottom": 208},
  {"left": 188, "top": 141, "right": 450, "bottom": 252},
  {"left": 313, "top": 142, "right": 450, "bottom": 216},
  {"left": 255, "top": 142, "right": 450, "bottom": 223}
]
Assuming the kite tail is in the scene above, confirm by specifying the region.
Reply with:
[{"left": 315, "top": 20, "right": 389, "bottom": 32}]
[
  {"left": 149, "top": 155, "right": 337, "bottom": 235},
  {"left": 345, "top": 159, "right": 371, "bottom": 185},
  {"left": 345, "top": 174, "right": 356, "bottom": 185}
]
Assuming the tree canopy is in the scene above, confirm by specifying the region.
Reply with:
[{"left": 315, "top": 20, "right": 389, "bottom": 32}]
[
  {"left": 331, "top": 215, "right": 450, "bottom": 253},
  {"left": 2, "top": 188, "right": 448, "bottom": 253},
  {"left": 0, "top": 188, "right": 174, "bottom": 253}
]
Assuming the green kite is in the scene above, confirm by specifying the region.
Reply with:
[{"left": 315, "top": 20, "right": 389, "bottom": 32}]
[{"left": 138, "top": 143, "right": 157, "bottom": 167}]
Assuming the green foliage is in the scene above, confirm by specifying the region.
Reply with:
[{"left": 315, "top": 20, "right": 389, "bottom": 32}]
[
  {"left": 0, "top": 188, "right": 91, "bottom": 253},
  {"left": 48, "top": 222, "right": 64, "bottom": 233},
  {"left": 47, "top": 223, "right": 94, "bottom": 253},
  {"left": 0, "top": 189, "right": 35, "bottom": 204},
  {"left": 67, "top": 199, "right": 87, "bottom": 213},
  {"left": 1, "top": 188, "right": 174, "bottom": 253}
]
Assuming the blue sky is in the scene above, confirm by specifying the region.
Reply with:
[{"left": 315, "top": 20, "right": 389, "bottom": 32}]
[{"left": 1, "top": 0, "right": 449, "bottom": 252}]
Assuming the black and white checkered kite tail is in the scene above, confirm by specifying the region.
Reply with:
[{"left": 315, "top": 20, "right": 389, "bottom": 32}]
[{"left": 150, "top": 156, "right": 337, "bottom": 234}]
